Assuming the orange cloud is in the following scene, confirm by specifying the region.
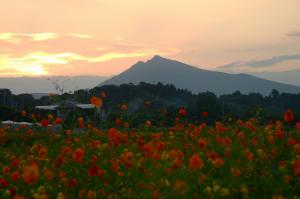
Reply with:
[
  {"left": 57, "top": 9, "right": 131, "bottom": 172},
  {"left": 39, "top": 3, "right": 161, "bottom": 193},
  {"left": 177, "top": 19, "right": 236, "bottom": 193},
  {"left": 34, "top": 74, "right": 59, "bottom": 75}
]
[
  {"left": 0, "top": 32, "right": 93, "bottom": 44},
  {"left": 0, "top": 49, "right": 175, "bottom": 77},
  {"left": 0, "top": 32, "right": 179, "bottom": 77}
]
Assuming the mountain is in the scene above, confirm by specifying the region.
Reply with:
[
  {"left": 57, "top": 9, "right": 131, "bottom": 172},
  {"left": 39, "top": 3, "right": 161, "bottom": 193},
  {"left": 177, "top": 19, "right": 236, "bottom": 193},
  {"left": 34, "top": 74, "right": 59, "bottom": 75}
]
[
  {"left": 99, "top": 55, "right": 300, "bottom": 95},
  {"left": 250, "top": 69, "right": 300, "bottom": 87},
  {"left": 0, "top": 76, "right": 109, "bottom": 95}
]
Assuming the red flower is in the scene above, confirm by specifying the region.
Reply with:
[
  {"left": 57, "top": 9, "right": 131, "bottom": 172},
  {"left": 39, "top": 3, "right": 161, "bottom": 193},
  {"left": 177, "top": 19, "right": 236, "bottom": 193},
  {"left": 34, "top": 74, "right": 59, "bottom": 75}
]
[
  {"left": 11, "top": 159, "right": 20, "bottom": 168},
  {"left": 67, "top": 178, "right": 78, "bottom": 188},
  {"left": 10, "top": 171, "right": 19, "bottom": 182},
  {"left": 88, "top": 165, "right": 101, "bottom": 177},
  {"left": 276, "top": 130, "right": 284, "bottom": 139},
  {"left": 72, "top": 148, "right": 85, "bottom": 163},
  {"left": 284, "top": 109, "right": 294, "bottom": 123},
  {"left": 108, "top": 128, "right": 121, "bottom": 147},
  {"left": 111, "top": 160, "right": 120, "bottom": 173},
  {"left": 115, "top": 118, "right": 123, "bottom": 127},
  {"left": 198, "top": 138, "right": 207, "bottom": 149},
  {"left": 137, "top": 136, "right": 144, "bottom": 147},
  {"left": 13, "top": 196, "right": 26, "bottom": 199},
  {"left": 178, "top": 108, "right": 187, "bottom": 116},
  {"left": 0, "top": 177, "right": 8, "bottom": 187},
  {"left": 188, "top": 154, "right": 203, "bottom": 170},
  {"left": 212, "top": 158, "right": 225, "bottom": 168},
  {"left": 201, "top": 111, "right": 208, "bottom": 118},
  {"left": 296, "top": 122, "right": 300, "bottom": 132},
  {"left": 22, "top": 163, "right": 39, "bottom": 185},
  {"left": 119, "top": 151, "right": 134, "bottom": 169},
  {"left": 40, "top": 119, "right": 48, "bottom": 127},
  {"left": 2, "top": 166, "right": 11, "bottom": 175},
  {"left": 55, "top": 117, "right": 63, "bottom": 124},
  {"left": 9, "top": 187, "right": 16, "bottom": 198},
  {"left": 155, "top": 141, "right": 165, "bottom": 151},
  {"left": 293, "top": 160, "right": 300, "bottom": 177},
  {"left": 142, "top": 144, "right": 154, "bottom": 157}
]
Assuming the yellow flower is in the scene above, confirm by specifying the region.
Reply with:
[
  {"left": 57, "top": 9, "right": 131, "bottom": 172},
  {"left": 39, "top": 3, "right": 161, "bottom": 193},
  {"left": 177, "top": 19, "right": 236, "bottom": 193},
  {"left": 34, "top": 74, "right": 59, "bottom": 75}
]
[
  {"left": 257, "top": 148, "right": 265, "bottom": 158},
  {"left": 164, "top": 179, "right": 170, "bottom": 187},
  {"left": 56, "top": 193, "right": 65, "bottom": 199},
  {"left": 240, "top": 186, "right": 249, "bottom": 195},
  {"left": 220, "top": 188, "right": 230, "bottom": 197},
  {"left": 87, "top": 190, "right": 97, "bottom": 199},
  {"left": 204, "top": 186, "right": 212, "bottom": 195},
  {"left": 213, "top": 184, "right": 221, "bottom": 193}
]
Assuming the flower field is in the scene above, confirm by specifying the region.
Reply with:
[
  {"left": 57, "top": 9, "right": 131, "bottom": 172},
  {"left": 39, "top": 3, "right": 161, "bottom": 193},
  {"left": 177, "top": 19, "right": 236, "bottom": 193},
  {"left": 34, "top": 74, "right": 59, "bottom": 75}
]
[{"left": 1, "top": 108, "right": 300, "bottom": 199}]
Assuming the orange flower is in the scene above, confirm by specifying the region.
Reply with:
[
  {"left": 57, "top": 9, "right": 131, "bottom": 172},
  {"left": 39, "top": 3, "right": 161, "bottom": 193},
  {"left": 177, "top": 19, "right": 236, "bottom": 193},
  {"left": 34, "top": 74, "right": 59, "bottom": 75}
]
[
  {"left": 119, "top": 151, "right": 134, "bottom": 169},
  {"left": 108, "top": 128, "right": 122, "bottom": 147},
  {"left": 48, "top": 114, "right": 54, "bottom": 121},
  {"left": 111, "top": 160, "right": 120, "bottom": 173},
  {"left": 115, "top": 118, "right": 123, "bottom": 127},
  {"left": 72, "top": 148, "right": 85, "bottom": 163},
  {"left": 77, "top": 117, "right": 85, "bottom": 128},
  {"left": 101, "top": 92, "right": 107, "bottom": 98},
  {"left": 38, "top": 147, "right": 48, "bottom": 160},
  {"left": 188, "top": 154, "right": 203, "bottom": 170},
  {"left": 22, "top": 163, "right": 39, "bottom": 185},
  {"left": 212, "top": 158, "right": 225, "bottom": 168},
  {"left": 21, "top": 110, "right": 26, "bottom": 117},
  {"left": 90, "top": 96, "right": 103, "bottom": 108},
  {"left": 30, "top": 114, "right": 36, "bottom": 120},
  {"left": 230, "top": 168, "right": 241, "bottom": 177},
  {"left": 43, "top": 168, "right": 54, "bottom": 180},
  {"left": 244, "top": 150, "right": 254, "bottom": 161},
  {"left": 284, "top": 109, "right": 294, "bottom": 123},
  {"left": 144, "top": 100, "right": 152, "bottom": 107},
  {"left": 87, "top": 190, "right": 97, "bottom": 199},
  {"left": 174, "top": 180, "right": 189, "bottom": 195},
  {"left": 145, "top": 120, "right": 152, "bottom": 127},
  {"left": 121, "top": 104, "right": 128, "bottom": 111}
]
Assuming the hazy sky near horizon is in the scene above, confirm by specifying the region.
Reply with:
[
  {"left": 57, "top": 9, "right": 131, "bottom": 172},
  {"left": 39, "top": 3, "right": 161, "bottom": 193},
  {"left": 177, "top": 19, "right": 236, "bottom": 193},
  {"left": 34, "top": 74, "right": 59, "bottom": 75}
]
[{"left": 0, "top": 0, "right": 300, "bottom": 77}]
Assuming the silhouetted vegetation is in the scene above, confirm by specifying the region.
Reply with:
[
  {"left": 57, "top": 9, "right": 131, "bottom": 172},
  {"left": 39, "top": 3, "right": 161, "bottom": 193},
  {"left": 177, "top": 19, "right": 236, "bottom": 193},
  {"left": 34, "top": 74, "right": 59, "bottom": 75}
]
[{"left": 1, "top": 84, "right": 300, "bottom": 125}]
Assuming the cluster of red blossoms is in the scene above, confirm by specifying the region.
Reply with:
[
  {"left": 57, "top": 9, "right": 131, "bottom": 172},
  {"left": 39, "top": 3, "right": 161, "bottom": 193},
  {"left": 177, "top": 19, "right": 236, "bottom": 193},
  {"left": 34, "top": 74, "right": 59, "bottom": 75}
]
[{"left": 0, "top": 105, "right": 300, "bottom": 198}]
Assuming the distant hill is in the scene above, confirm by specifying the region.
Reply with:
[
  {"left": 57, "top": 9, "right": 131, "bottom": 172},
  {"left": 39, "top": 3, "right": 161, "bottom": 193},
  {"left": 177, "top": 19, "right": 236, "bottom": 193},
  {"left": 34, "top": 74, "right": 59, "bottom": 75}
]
[
  {"left": 250, "top": 69, "right": 300, "bottom": 87},
  {"left": 0, "top": 76, "right": 108, "bottom": 95},
  {"left": 100, "top": 55, "right": 300, "bottom": 95},
  {"left": 30, "top": 93, "right": 50, "bottom": 100}
]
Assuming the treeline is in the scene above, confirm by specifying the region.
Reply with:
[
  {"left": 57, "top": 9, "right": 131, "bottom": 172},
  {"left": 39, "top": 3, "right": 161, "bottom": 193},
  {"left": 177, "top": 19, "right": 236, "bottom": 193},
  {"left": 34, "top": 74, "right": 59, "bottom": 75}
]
[
  {"left": 0, "top": 89, "right": 36, "bottom": 121},
  {"left": 1, "top": 83, "right": 300, "bottom": 125}
]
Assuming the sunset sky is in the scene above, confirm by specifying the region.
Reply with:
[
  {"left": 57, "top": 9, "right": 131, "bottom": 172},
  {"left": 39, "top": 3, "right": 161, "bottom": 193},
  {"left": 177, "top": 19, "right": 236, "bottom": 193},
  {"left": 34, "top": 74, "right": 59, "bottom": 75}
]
[{"left": 0, "top": 0, "right": 300, "bottom": 77}]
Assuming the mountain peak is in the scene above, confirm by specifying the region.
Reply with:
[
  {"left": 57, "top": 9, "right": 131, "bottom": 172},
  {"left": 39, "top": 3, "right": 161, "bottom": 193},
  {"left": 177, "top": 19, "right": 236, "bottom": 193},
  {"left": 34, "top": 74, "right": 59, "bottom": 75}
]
[
  {"left": 100, "top": 56, "right": 300, "bottom": 95},
  {"left": 149, "top": 55, "right": 166, "bottom": 62}
]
